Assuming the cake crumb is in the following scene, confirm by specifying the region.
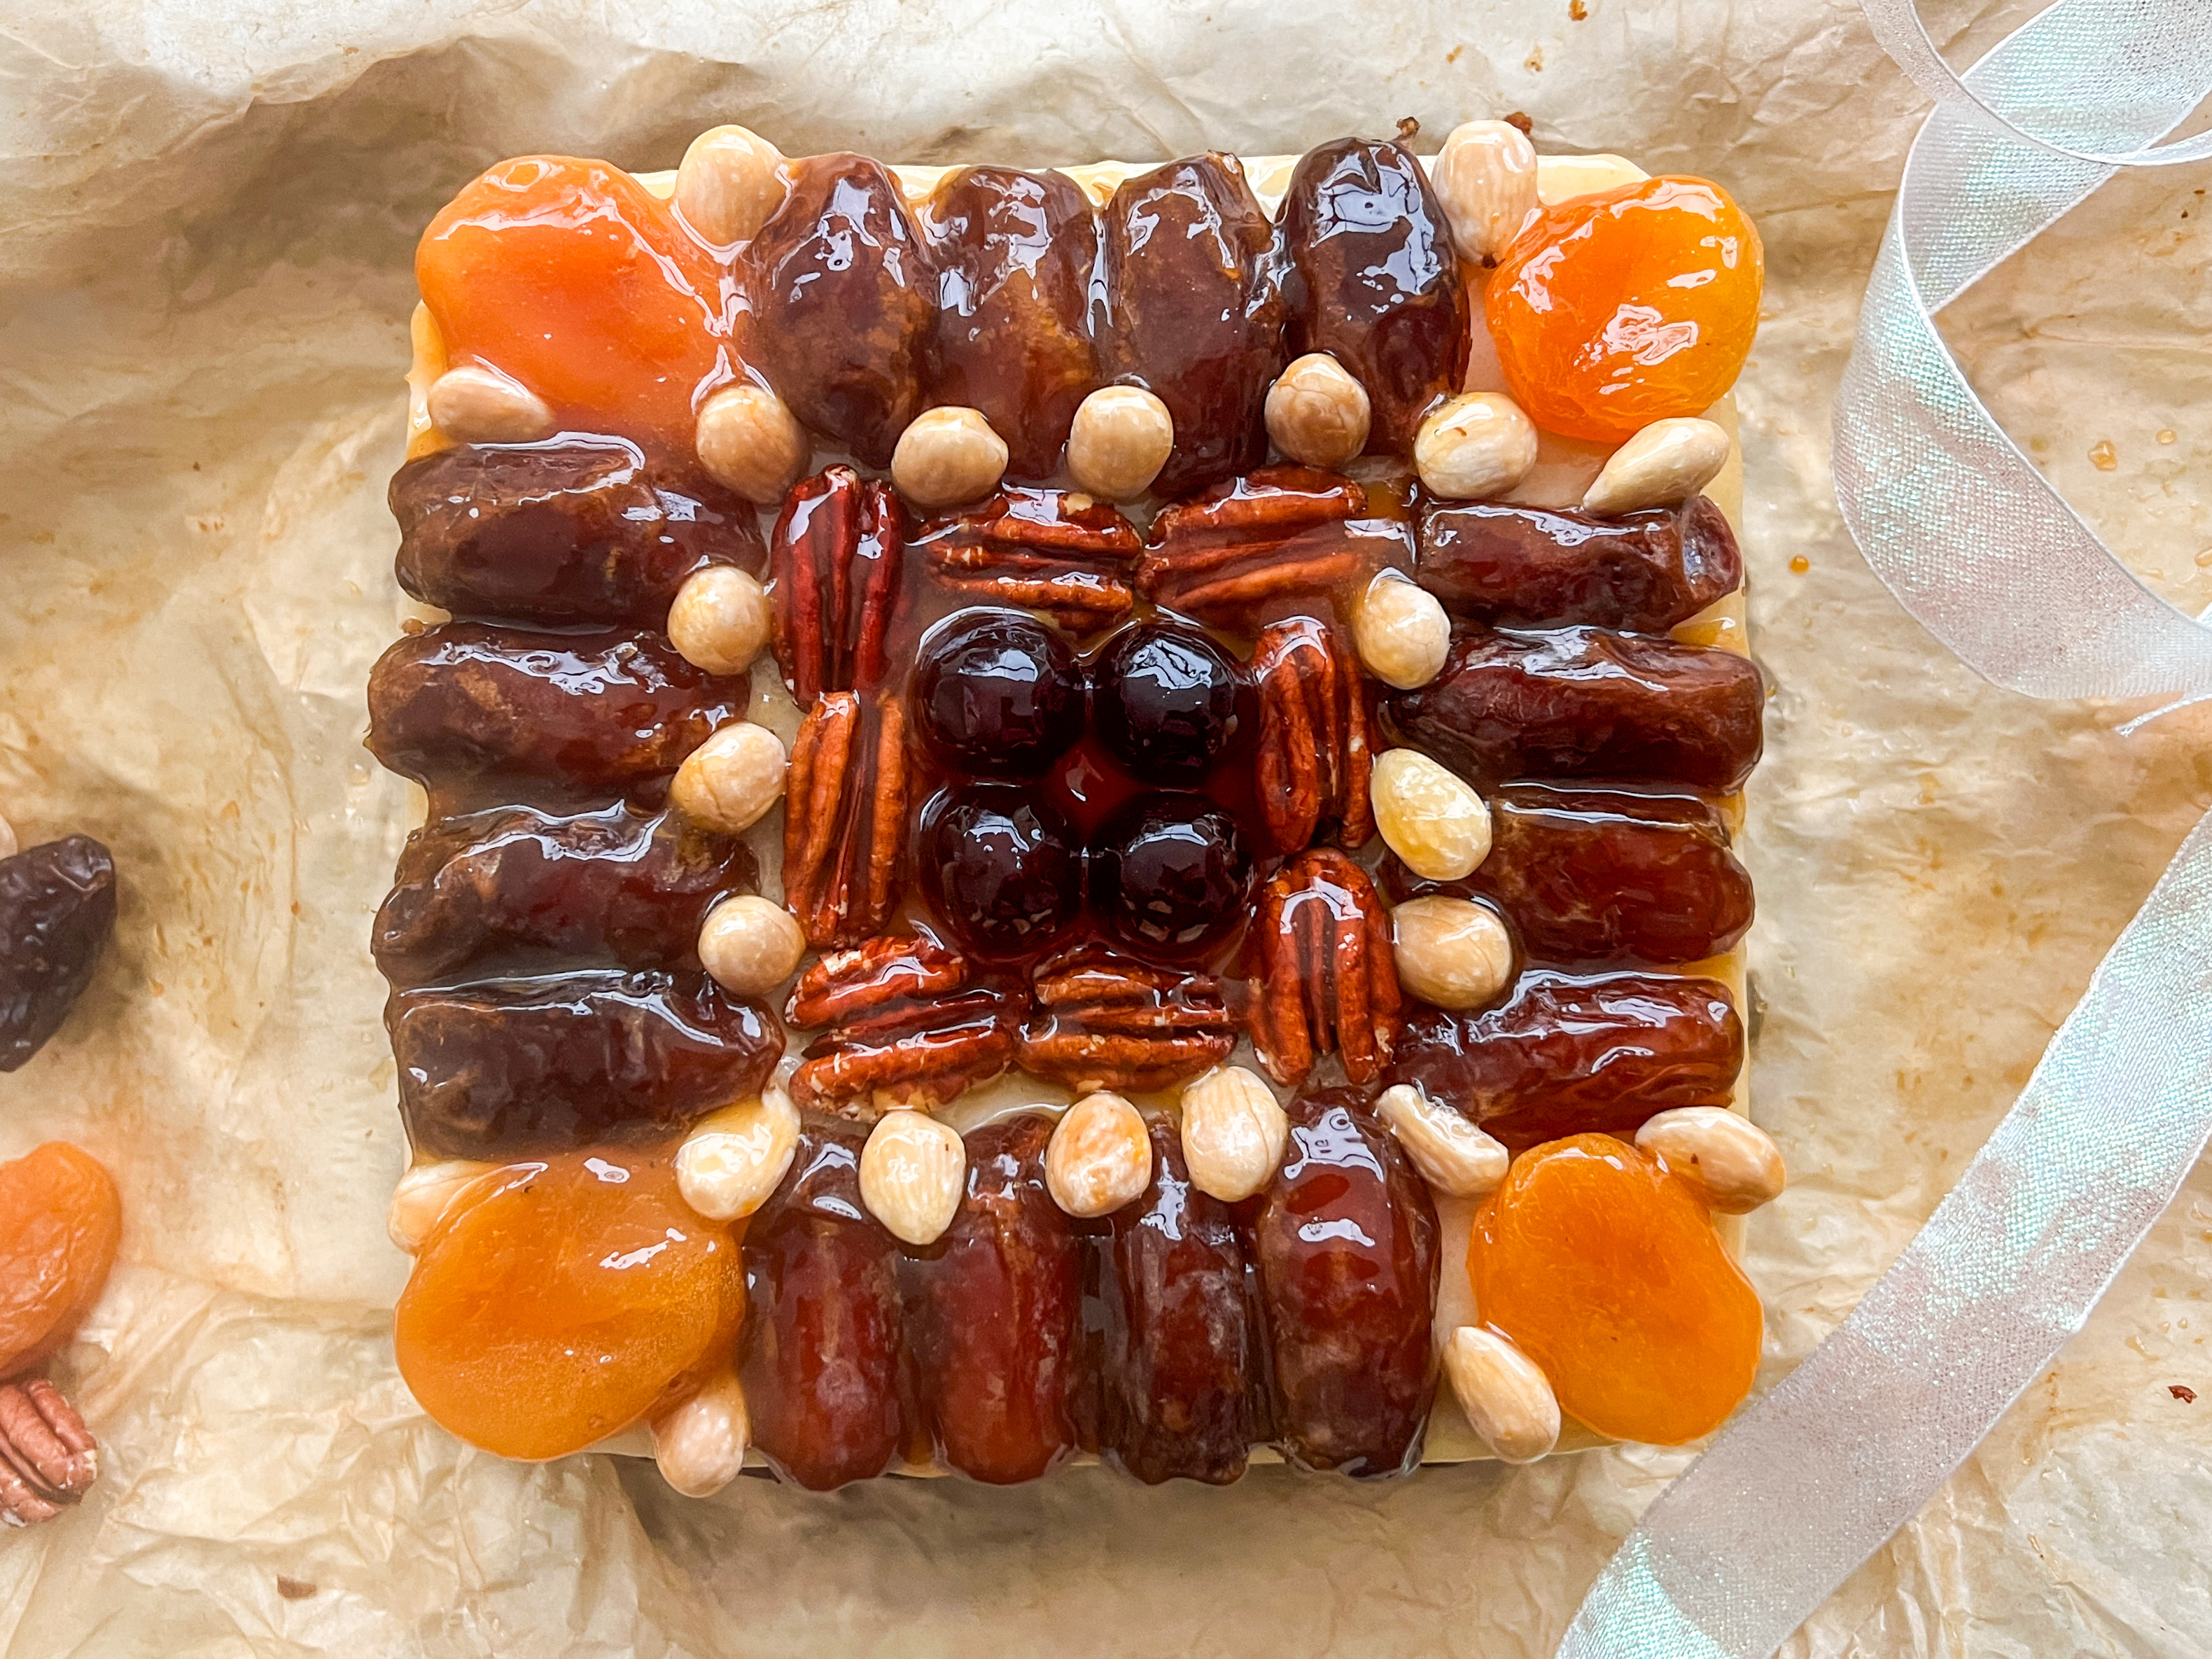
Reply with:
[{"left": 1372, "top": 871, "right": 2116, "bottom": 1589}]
[
  {"left": 277, "top": 1577, "right": 318, "bottom": 1600},
  {"left": 2171, "top": 1384, "right": 2197, "bottom": 1403}
]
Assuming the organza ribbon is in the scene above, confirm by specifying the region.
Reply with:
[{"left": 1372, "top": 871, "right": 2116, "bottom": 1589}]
[{"left": 1555, "top": 5, "right": 2212, "bottom": 1655}]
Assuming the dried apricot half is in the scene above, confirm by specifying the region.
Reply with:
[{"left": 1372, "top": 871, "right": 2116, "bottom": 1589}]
[
  {"left": 393, "top": 1150, "right": 743, "bottom": 1462},
  {"left": 0, "top": 1142, "right": 122, "bottom": 1378},
  {"left": 1468, "top": 1131, "right": 1760, "bottom": 1445}
]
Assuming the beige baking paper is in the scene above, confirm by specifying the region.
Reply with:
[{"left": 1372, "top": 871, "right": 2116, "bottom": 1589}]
[{"left": 4, "top": 1, "right": 2211, "bottom": 1653}]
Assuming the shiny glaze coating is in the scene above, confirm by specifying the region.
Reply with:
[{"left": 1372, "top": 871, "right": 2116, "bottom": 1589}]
[
  {"left": 1098, "top": 1118, "right": 1259, "bottom": 1485},
  {"left": 391, "top": 440, "right": 762, "bottom": 627},
  {"left": 916, "top": 784, "right": 1084, "bottom": 962},
  {"left": 769, "top": 465, "right": 906, "bottom": 704},
  {"left": 1088, "top": 792, "right": 1254, "bottom": 961},
  {"left": 373, "top": 804, "right": 755, "bottom": 988},
  {"left": 1098, "top": 155, "right": 1285, "bottom": 498},
  {"left": 741, "top": 1117, "right": 913, "bottom": 1489},
  {"left": 1278, "top": 136, "right": 1468, "bottom": 451},
  {"left": 904, "top": 1114, "right": 1084, "bottom": 1483},
  {"left": 1246, "top": 1085, "right": 1438, "bottom": 1476},
  {"left": 366, "top": 624, "right": 745, "bottom": 808},
  {"left": 1385, "top": 626, "right": 1763, "bottom": 790},
  {"left": 389, "top": 969, "right": 782, "bottom": 1159},
  {"left": 1418, "top": 496, "right": 1742, "bottom": 634},
  {"left": 910, "top": 607, "right": 1086, "bottom": 778},
  {"left": 1089, "top": 620, "right": 1242, "bottom": 785},
  {"left": 1382, "top": 785, "right": 1753, "bottom": 965},
  {"left": 748, "top": 153, "right": 934, "bottom": 467},
  {"left": 1388, "top": 972, "right": 1743, "bottom": 1149},
  {"left": 920, "top": 166, "right": 1100, "bottom": 479},
  {"left": 0, "top": 836, "right": 117, "bottom": 1074}
]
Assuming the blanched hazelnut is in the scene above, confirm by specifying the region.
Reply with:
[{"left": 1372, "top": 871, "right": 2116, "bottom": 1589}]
[
  {"left": 1350, "top": 569, "right": 1451, "bottom": 690},
  {"left": 1442, "top": 1326, "right": 1560, "bottom": 1464},
  {"left": 1376, "top": 1082, "right": 1508, "bottom": 1196},
  {"left": 1636, "top": 1107, "right": 1786, "bottom": 1214},
  {"left": 859, "top": 1110, "right": 967, "bottom": 1246},
  {"left": 651, "top": 1370, "right": 750, "bottom": 1497},
  {"left": 696, "top": 382, "right": 809, "bottom": 505},
  {"left": 1414, "top": 392, "right": 1539, "bottom": 501},
  {"left": 1067, "top": 385, "right": 1174, "bottom": 500},
  {"left": 427, "top": 366, "right": 555, "bottom": 445},
  {"left": 1371, "top": 748, "right": 1492, "bottom": 880},
  {"left": 1390, "top": 895, "right": 1516, "bottom": 1011},
  {"left": 671, "top": 722, "right": 786, "bottom": 834},
  {"left": 1177, "top": 1065, "right": 1289, "bottom": 1203},
  {"left": 1045, "top": 1092, "right": 1153, "bottom": 1218},
  {"left": 674, "top": 125, "right": 786, "bottom": 247},
  {"left": 388, "top": 1159, "right": 496, "bottom": 1254},
  {"left": 890, "top": 406, "right": 1009, "bottom": 509},
  {"left": 1581, "top": 417, "right": 1733, "bottom": 517},
  {"left": 676, "top": 1087, "right": 800, "bottom": 1221},
  {"left": 696, "top": 895, "right": 806, "bottom": 998},
  {"left": 1264, "top": 352, "right": 1371, "bottom": 468},
  {"left": 0, "top": 813, "right": 16, "bottom": 861},
  {"left": 666, "top": 565, "right": 769, "bottom": 678},
  {"left": 1431, "top": 120, "right": 1541, "bottom": 265}
]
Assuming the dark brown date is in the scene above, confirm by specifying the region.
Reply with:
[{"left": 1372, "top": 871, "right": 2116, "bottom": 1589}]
[
  {"left": 1387, "top": 972, "right": 1743, "bottom": 1149},
  {"left": 1278, "top": 136, "right": 1467, "bottom": 452},
  {"left": 365, "top": 624, "right": 743, "bottom": 807},
  {"left": 741, "top": 1116, "right": 913, "bottom": 1490},
  {"left": 920, "top": 167, "right": 1100, "bottom": 480},
  {"left": 372, "top": 804, "right": 754, "bottom": 988},
  {"left": 748, "top": 153, "right": 933, "bottom": 467},
  {"left": 1098, "top": 1119, "right": 1259, "bottom": 1485},
  {"left": 1098, "top": 154, "right": 1285, "bottom": 498},
  {"left": 905, "top": 1114, "right": 1083, "bottom": 1484},
  {"left": 1385, "top": 627, "right": 1764, "bottom": 790},
  {"left": 1382, "top": 785, "right": 1754, "bottom": 965},
  {"left": 1417, "top": 496, "right": 1742, "bottom": 632},
  {"left": 388, "top": 969, "right": 780, "bottom": 1159},
  {"left": 1246, "top": 1086, "right": 1438, "bottom": 1478},
  {"left": 0, "top": 836, "right": 117, "bottom": 1074},
  {"left": 389, "top": 439, "right": 763, "bottom": 627}
]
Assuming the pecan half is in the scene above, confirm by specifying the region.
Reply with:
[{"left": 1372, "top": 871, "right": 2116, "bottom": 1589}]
[
  {"left": 0, "top": 1380, "right": 97, "bottom": 1528},
  {"left": 1245, "top": 849, "right": 1402, "bottom": 1088},
  {"left": 769, "top": 465, "right": 906, "bottom": 704},
  {"left": 1138, "top": 466, "right": 1371, "bottom": 620},
  {"left": 788, "top": 931, "right": 1016, "bottom": 1112},
  {"left": 783, "top": 691, "right": 909, "bottom": 948},
  {"left": 1252, "top": 617, "right": 1374, "bottom": 855},
  {"left": 1018, "top": 947, "right": 1237, "bottom": 1095},
  {"left": 916, "top": 486, "right": 1144, "bottom": 633}
]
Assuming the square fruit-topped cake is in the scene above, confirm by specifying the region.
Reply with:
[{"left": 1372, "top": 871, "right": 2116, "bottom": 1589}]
[{"left": 368, "top": 118, "right": 1777, "bottom": 1494}]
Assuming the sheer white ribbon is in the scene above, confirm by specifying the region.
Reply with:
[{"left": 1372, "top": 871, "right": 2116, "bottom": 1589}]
[{"left": 1555, "top": 4, "right": 2212, "bottom": 1654}]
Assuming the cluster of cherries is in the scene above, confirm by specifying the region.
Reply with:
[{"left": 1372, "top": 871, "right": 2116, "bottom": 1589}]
[{"left": 911, "top": 608, "right": 1255, "bottom": 963}]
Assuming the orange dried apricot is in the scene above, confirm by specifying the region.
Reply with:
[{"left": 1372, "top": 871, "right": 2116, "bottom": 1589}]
[
  {"left": 1468, "top": 1131, "right": 1759, "bottom": 1445},
  {"left": 417, "top": 157, "right": 727, "bottom": 446},
  {"left": 393, "top": 1149, "right": 743, "bottom": 1461},
  {"left": 0, "top": 1142, "right": 122, "bottom": 1378},
  {"left": 1485, "top": 176, "right": 1763, "bottom": 444}
]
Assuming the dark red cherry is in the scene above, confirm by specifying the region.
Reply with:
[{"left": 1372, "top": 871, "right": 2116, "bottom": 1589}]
[
  {"left": 911, "top": 608, "right": 1085, "bottom": 778},
  {"left": 1090, "top": 622, "right": 1240, "bottom": 785},
  {"left": 919, "top": 785, "right": 1083, "bottom": 960},
  {"left": 1089, "top": 792, "right": 1253, "bottom": 960}
]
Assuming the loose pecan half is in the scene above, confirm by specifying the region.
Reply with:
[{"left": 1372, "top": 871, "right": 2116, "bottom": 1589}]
[
  {"left": 788, "top": 930, "right": 1016, "bottom": 1112},
  {"left": 1018, "top": 947, "right": 1237, "bottom": 1095},
  {"left": 1245, "top": 849, "right": 1402, "bottom": 1088},
  {"left": 1252, "top": 617, "right": 1374, "bottom": 855},
  {"left": 0, "top": 1380, "right": 98, "bottom": 1527},
  {"left": 769, "top": 465, "right": 905, "bottom": 704},
  {"left": 783, "top": 691, "right": 909, "bottom": 948},
  {"left": 1138, "top": 466, "right": 1371, "bottom": 620},
  {"left": 916, "top": 486, "right": 1144, "bottom": 633}
]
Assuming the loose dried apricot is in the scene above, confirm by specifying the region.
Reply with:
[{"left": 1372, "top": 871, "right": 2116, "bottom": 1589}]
[
  {"left": 418, "top": 157, "right": 727, "bottom": 446},
  {"left": 1485, "top": 176, "right": 1763, "bottom": 444},
  {"left": 0, "top": 1142, "right": 122, "bottom": 1378},
  {"left": 393, "top": 1150, "right": 743, "bottom": 1461},
  {"left": 1468, "top": 1132, "right": 1758, "bottom": 1445}
]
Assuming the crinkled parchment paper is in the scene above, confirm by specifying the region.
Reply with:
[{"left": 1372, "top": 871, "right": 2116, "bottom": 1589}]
[{"left": 4, "top": 1, "right": 2210, "bottom": 1653}]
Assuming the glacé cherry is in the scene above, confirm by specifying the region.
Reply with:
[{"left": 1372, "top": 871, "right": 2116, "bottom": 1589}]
[
  {"left": 911, "top": 608, "right": 1085, "bottom": 778},
  {"left": 1088, "top": 792, "right": 1252, "bottom": 960},
  {"left": 918, "top": 785, "right": 1083, "bottom": 960},
  {"left": 1090, "top": 621, "right": 1241, "bottom": 785}
]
